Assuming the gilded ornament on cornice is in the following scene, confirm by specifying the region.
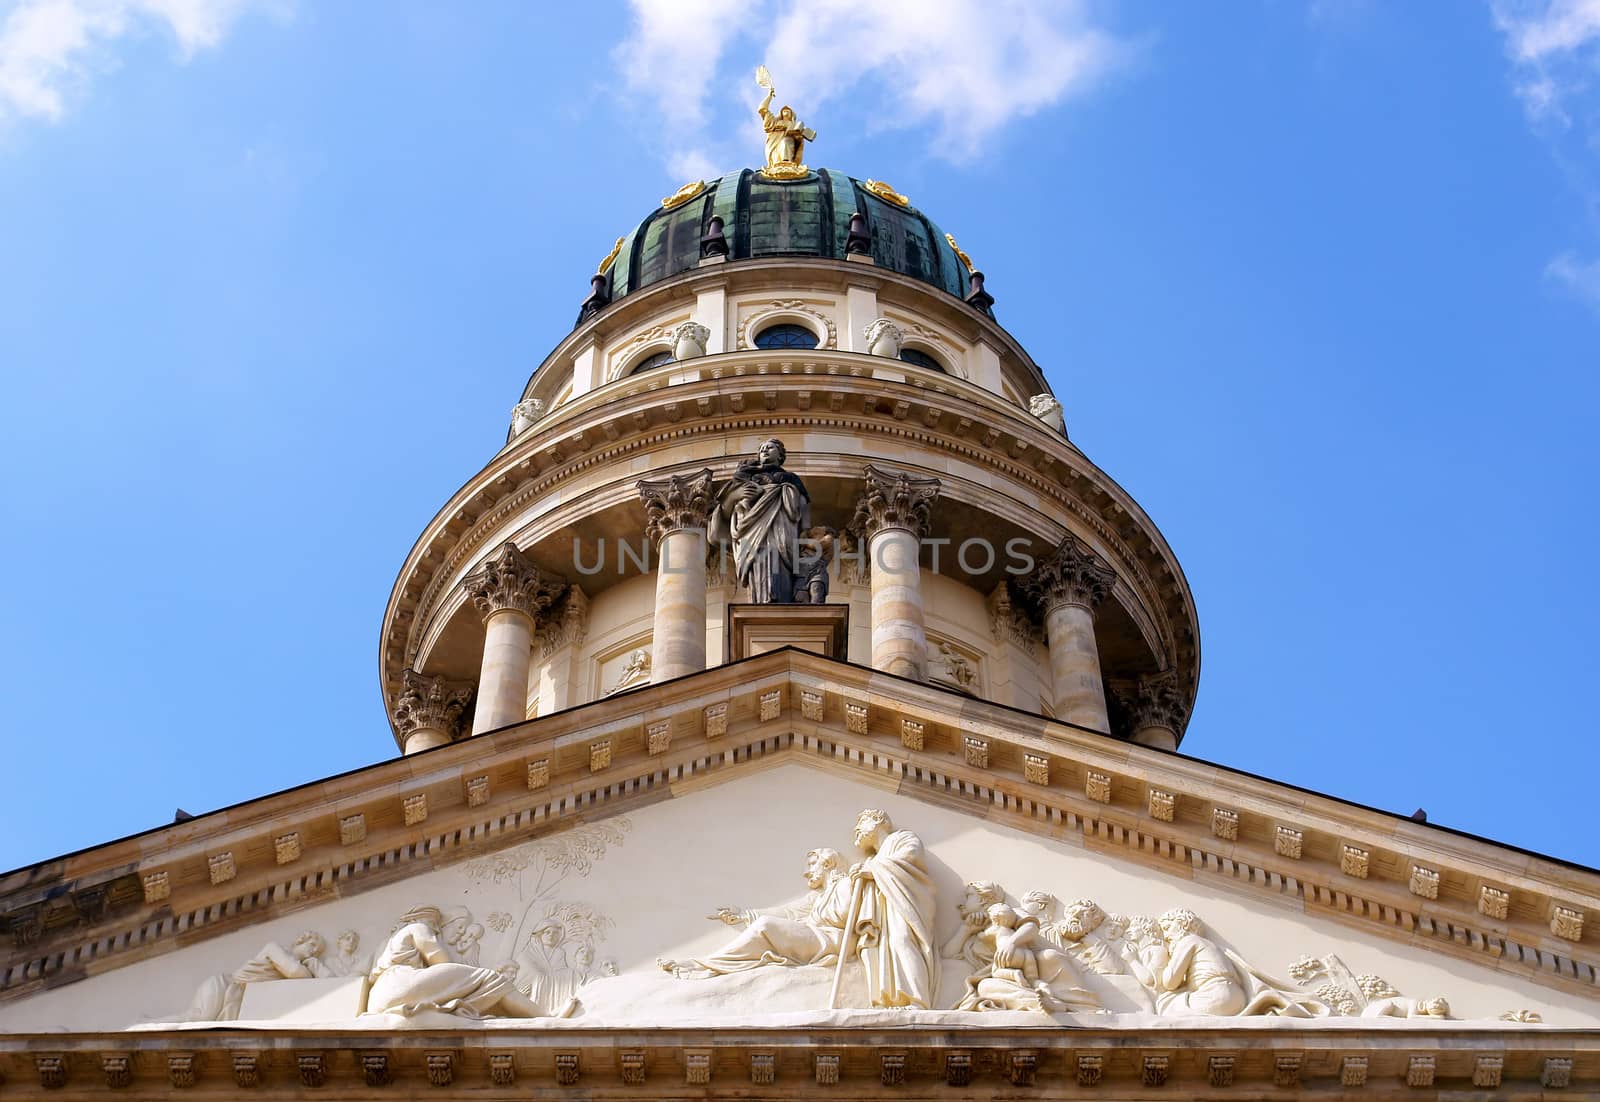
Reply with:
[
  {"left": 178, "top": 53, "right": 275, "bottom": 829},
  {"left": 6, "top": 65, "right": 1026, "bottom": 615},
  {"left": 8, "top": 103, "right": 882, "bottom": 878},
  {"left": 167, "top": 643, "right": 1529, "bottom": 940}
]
[
  {"left": 596, "top": 236, "right": 625, "bottom": 276},
  {"left": 864, "top": 179, "right": 910, "bottom": 207},
  {"left": 945, "top": 233, "right": 975, "bottom": 273},
  {"left": 661, "top": 179, "right": 706, "bottom": 211}
]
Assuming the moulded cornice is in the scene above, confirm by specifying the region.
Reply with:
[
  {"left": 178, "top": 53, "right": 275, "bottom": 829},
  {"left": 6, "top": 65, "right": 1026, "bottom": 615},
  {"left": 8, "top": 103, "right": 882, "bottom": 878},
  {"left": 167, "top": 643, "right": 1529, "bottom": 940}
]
[
  {"left": 518, "top": 256, "right": 1053, "bottom": 405},
  {"left": 3, "top": 651, "right": 1597, "bottom": 1010},
  {"left": 1, "top": 1026, "right": 1594, "bottom": 1095}
]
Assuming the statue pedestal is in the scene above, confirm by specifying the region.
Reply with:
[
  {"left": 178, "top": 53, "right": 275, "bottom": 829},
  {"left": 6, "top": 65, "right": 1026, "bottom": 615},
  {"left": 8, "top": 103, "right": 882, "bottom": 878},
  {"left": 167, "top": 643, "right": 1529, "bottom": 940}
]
[{"left": 726, "top": 604, "right": 849, "bottom": 663}]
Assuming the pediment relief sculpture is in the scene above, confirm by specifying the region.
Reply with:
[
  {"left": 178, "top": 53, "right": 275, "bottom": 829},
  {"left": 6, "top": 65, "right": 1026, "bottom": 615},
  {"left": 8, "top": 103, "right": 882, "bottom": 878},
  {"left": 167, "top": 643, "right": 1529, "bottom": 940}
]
[
  {"left": 67, "top": 805, "right": 1578, "bottom": 1032},
  {"left": 184, "top": 929, "right": 365, "bottom": 1022},
  {"left": 603, "top": 647, "right": 651, "bottom": 695},
  {"left": 365, "top": 904, "right": 571, "bottom": 1021},
  {"left": 640, "top": 810, "right": 1562, "bottom": 1026}
]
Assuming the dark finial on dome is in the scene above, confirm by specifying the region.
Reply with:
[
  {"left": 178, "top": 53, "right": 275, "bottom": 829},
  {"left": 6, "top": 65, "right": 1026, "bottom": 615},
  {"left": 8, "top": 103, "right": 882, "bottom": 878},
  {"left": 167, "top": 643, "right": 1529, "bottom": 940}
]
[
  {"left": 965, "top": 270, "right": 995, "bottom": 317},
  {"left": 701, "top": 215, "right": 730, "bottom": 259},
  {"left": 845, "top": 210, "right": 872, "bottom": 256},
  {"left": 578, "top": 273, "right": 611, "bottom": 325}
]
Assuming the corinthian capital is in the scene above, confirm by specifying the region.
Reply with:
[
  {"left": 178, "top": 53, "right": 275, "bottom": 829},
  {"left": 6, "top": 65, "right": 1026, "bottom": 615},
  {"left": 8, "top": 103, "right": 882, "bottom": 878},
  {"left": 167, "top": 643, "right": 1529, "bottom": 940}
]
[
  {"left": 637, "top": 469, "right": 716, "bottom": 545},
  {"left": 392, "top": 669, "right": 474, "bottom": 740},
  {"left": 1019, "top": 534, "right": 1116, "bottom": 613},
  {"left": 1114, "top": 671, "right": 1190, "bottom": 737},
  {"left": 462, "top": 542, "right": 565, "bottom": 621},
  {"left": 851, "top": 464, "right": 941, "bottom": 540}
]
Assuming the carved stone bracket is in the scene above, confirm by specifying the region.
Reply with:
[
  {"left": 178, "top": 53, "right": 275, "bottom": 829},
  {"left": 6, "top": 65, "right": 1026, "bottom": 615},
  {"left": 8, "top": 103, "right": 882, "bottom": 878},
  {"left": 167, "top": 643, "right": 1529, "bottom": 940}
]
[
  {"left": 851, "top": 465, "right": 941, "bottom": 540},
  {"left": 637, "top": 469, "right": 715, "bottom": 546},
  {"left": 391, "top": 669, "right": 474, "bottom": 741},
  {"left": 1017, "top": 533, "right": 1116, "bottom": 615},
  {"left": 462, "top": 542, "right": 564, "bottom": 622}
]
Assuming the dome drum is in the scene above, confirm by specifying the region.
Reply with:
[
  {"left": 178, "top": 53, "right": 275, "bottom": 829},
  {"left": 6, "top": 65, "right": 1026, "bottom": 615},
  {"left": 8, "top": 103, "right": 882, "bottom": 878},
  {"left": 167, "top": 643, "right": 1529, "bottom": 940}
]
[{"left": 382, "top": 355, "right": 1197, "bottom": 752}]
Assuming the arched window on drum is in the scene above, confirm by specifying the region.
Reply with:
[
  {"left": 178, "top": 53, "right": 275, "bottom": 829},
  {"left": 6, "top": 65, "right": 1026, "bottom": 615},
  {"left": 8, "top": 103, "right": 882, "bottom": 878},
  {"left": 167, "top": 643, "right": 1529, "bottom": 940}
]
[
  {"left": 627, "top": 349, "right": 674, "bottom": 376},
  {"left": 898, "top": 347, "right": 945, "bottom": 373},
  {"left": 753, "top": 323, "right": 820, "bottom": 350}
]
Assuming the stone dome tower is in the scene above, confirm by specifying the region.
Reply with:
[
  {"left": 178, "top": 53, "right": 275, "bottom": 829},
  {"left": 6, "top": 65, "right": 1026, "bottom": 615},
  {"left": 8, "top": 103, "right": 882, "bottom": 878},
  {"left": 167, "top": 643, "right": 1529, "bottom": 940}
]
[{"left": 378, "top": 151, "right": 1200, "bottom": 757}]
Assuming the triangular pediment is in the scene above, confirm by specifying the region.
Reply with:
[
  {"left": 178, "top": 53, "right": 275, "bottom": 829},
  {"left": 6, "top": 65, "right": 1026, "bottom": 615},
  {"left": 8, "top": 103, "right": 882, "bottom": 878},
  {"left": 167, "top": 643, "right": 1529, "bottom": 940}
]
[{"left": 1, "top": 651, "right": 1597, "bottom": 1040}]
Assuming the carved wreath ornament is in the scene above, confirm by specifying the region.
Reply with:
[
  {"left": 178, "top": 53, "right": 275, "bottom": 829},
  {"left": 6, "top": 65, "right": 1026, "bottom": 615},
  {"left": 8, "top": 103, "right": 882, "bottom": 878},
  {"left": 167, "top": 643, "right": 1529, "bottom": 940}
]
[{"left": 736, "top": 300, "right": 837, "bottom": 350}]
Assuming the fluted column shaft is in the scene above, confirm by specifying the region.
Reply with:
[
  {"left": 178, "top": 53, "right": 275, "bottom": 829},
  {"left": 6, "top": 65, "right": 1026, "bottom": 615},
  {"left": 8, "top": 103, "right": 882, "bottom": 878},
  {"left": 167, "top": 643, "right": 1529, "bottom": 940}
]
[
  {"left": 462, "top": 542, "right": 563, "bottom": 736},
  {"left": 639, "top": 470, "right": 715, "bottom": 682},
  {"left": 853, "top": 465, "right": 941, "bottom": 680},
  {"left": 1021, "top": 535, "right": 1116, "bottom": 732}
]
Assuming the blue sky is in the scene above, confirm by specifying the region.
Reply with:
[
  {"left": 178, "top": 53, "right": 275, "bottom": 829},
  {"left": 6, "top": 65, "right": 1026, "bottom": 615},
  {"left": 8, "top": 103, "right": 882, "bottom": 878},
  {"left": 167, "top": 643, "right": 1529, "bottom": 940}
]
[{"left": 2, "top": 0, "right": 1598, "bottom": 872}]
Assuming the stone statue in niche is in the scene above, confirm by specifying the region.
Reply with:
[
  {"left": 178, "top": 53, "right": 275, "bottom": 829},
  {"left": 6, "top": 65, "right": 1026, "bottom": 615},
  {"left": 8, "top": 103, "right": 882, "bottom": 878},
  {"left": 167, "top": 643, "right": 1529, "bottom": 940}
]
[
  {"left": 183, "top": 931, "right": 338, "bottom": 1021},
  {"left": 838, "top": 808, "right": 939, "bottom": 1009},
  {"left": 672, "top": 321, "right": 710, "bottom": 360},
  {"left": 365, "top": 904, "right": 575, "bottom": 1020},
  {"left": 711, "top": 438, "right": 812, "bottom": 603},
  {"left": 1028, "top": 393, "right": 1066, "bottom": 434},
  {"left": 792, "top": 526, "right": 835, "bottom": 604},
  {"left": 510, "top": 398, "right": 545, "bottom": 437},
  {"left": 658, "top": 847, "right": 852, "bottom": 978}
]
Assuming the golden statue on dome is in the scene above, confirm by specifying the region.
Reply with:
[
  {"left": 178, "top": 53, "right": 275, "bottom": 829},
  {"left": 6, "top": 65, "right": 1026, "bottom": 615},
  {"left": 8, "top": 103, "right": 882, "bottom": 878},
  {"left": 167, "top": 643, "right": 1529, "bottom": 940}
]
[{"left": 756, "top": 65, "right": 815, "bottom": 179}]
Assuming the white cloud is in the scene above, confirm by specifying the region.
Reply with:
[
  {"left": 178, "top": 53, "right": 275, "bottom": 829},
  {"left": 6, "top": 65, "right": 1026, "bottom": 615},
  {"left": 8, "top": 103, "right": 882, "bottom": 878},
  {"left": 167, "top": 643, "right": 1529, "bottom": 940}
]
[
  {"left": 667, "top": 147, "right": 720, "bottom": 182},
  {"left": 1546, "top": 252, "right": 1600, "bottom": 309},
  {"left": 613, "top": 0, "right": 754, "bottom": 133},
  {"left": 615, "top": 0, "right": 1125, "bottom": 178},
  {"left": 1491, "top": 0, "right": 1600, "bottom": 120},
  {"left": 0, "top": 0, "right": 260, "bottom": 125}
]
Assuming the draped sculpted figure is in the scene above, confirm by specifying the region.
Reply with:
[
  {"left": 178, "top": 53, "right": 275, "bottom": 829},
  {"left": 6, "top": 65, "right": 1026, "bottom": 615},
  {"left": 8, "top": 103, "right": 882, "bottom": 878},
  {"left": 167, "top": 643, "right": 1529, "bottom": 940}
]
[
  {"left": 712, "top": 439, "right": 812, "bottom": 603},
  {"left": 658, "top": 847, "right": 851, "bottom": 978},
  {"left": 843, "top": 808, "right": 939, "bottom": 1009},
  {"left": 366, "top": 905, "right": 569, "bottom": 1020}
]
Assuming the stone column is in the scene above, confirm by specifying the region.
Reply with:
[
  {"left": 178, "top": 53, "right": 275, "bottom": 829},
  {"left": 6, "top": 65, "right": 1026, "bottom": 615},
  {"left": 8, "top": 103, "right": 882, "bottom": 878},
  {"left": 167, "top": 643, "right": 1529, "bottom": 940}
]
[
  {"left": 392, "top": 668, "right": 474, "bottom": 755},
  {"left": 1116, "top": 671, "right": 1190, "bottom": 750},
  {"left": 1020, "top": 535, "right": 1117, "bottom": 732},
  {"left": 852, "top": 465, "right": 941, "bottom": 679},
  {"left": 462, "top": 542, "right": 563, "bottom": 736},
  {"left": 638, "top": 470, "right": 715, "bottom": 682}
]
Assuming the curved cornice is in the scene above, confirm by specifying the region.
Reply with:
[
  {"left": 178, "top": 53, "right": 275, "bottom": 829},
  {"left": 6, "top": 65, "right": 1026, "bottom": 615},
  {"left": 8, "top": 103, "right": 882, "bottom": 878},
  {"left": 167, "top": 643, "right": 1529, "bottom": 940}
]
[
  {"left": 379, "top": 352, "right": 1201, "bottom": 740},
  {"left": 517, "top": 256, "right": 1053, "bottom": 407}
]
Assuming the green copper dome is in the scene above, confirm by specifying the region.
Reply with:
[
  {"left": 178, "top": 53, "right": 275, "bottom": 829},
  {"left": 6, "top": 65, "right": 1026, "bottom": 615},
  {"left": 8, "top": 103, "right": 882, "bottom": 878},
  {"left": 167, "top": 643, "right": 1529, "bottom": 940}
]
[{"left": 601, "top": 169, "right": 972, "bottom": 306}]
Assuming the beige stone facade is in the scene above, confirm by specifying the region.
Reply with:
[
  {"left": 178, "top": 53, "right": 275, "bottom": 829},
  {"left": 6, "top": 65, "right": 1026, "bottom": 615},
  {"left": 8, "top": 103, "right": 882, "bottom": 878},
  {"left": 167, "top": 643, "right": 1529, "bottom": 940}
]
[{"left": 0, "top": 163, "right": 1595, "bottom": 1099}]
